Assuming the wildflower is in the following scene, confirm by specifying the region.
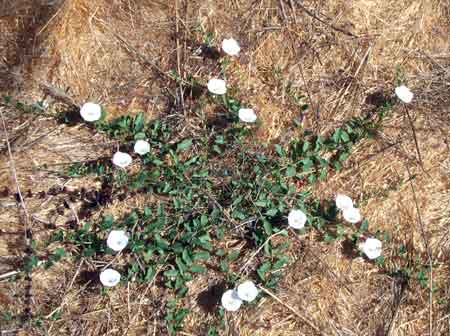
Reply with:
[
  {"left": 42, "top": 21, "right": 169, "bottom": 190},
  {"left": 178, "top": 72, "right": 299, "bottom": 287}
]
[
  {"left": 112, "top": 151, "right": 132, "bottom": 168},
  {"left": 288, "top": 209, "right": 307, "bottom": 229},
  {"left": 395, "top": 85, "right": 413, "bottom": 103},
  {"left": 335, "top": 194, "right": 353, "bottom": 211},
  {"left": 106, "top": 230, "right": 129, "bottom": 252},
  {"left": 238, "top": 108, "right": 257, "bottom": 123},
  {"left": 237, "top": 280, "right": 258, "bottom": 302},
  {"left": 134, "top": 140, "right": 150, "bottom": 156},
  {"left": 99, "top": 269, "right": 121, "bottom": 287},
  {"left": 80, "top": 102, "right": 102, "bottom": 122},
  {"left": 221, "top": 38, "right": 241, "bottom": 56},
  {"left": 207, "top": 78, "right": 227, "bottom": 95},
  {"left": 221, "top": 289, "right": 243, "bottom": 312},
  {"left": 342, "top": 207, "right": 362, "bottom": 223},
  {"left": 360, "top": 237, "right": 382, "bottom": 260}
]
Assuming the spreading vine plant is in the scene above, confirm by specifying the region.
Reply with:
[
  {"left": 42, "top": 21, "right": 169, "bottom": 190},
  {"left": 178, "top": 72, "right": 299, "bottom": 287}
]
[{"left": 15, "top": 37, "right": 416, "bottom": 334}]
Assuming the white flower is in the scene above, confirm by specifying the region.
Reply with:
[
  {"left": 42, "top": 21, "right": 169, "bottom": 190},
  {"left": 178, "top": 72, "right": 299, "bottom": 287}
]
[
  {"left": 80, "top": 102, "right": 102, "bottom": 122},
  {"left": 237, "top": 280, "right": 258, "bottom": 302},
  {"left": 342, "top": 207, "right": 362, "bottom": 223},
  {"left": 288, "top": 209, "right": 307, "bottom": 229},
  {"left": 395, "top": 85, "right": 413, "bottom": 103},
  {"left": 221, "top": 289, "right": 243, "bottom": 312},
  {"left": 99, "top": 269, "right": 121, "bottom": 287},
  {"left": 134, "top": 140, "right": 150, "bottom": 155},
  {"left": 335, "top": 194, "right": 353, "bottom": 211},
  {"left": 207, "top": 78, "right": 227, "bottom": 95},
  {"left": 361, "top": 238, "right": 382, "bottom": 260},
  {"left": 221, "top": 38, "right": 241, "bottom": 56},
  {"left": 106, "top": 230, "right": 129, "bottom": 252},
  {"left": 238, "top": 108, "right": 257, "bottom": 123},
  {"left": 112, "top": 151, "right": 132, "bottom": 168}
]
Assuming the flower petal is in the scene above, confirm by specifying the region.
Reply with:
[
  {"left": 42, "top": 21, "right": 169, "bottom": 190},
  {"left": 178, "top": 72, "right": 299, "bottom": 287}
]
[
  {"left": 80, "top": 102, "right": 102, "bottom": 122},
  {"left": 222, "top": 38, "right": 241, "bottom": 56},
  {"left": 112, "top": 151, "right": 132, "bottom": 168},
  {"left": 237, "top": 280, "right": 258, "bottom": 302},
  {"left": 238, "top": 108, "right": 257, "bottom": 123},
  {"left": 134, "top": 140, "right": 150, "bottom": 155},
  {"left": 221, "top": 289, "right": 243, "bottom": 312},
  {"left": 207, "top": 79, "right": 227, "bottom": 95},
  {"left": 395, "top": 85, "right": 413, "bottom": 103},
  {"left": 99, "top": 269, "right": 121, "bottom": 287},
  {"left": 288, "top": 209, "right": 307, "bottom": 229}
]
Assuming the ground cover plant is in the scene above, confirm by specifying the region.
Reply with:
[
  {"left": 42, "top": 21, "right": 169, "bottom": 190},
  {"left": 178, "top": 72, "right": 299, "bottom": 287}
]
[{"left": 0, "top": 1, "right": 449, "bottom": 335}]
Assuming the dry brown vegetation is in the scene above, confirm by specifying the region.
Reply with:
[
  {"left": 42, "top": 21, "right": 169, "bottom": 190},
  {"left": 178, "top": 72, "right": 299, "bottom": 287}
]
[{"left": 1, "top": 0, "right": 449, "bottom": 335}]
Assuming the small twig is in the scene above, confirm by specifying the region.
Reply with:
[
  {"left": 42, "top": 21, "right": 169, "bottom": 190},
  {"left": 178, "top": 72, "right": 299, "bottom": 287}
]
[
  {"left": 239, "top": 230, "right": 287, "bottom": 274},
  {"left": 45, "top": 259, "right": 84, "bottom": 319},
  {"left": 258, "top": 285, "right": 323, "bottom": 334},
  {"left": 405, "top": 162, "right": 433, "bottom": 335},
  {"left": 0, "top": 270, "right": 20, "bottom": 280},
  {"left": 293, "top": 0, "right": 357, "bottom": 38},
  {"left": 175, "top": 0, "right": 185, "bottom": 111},
  {"left": 0, "top": 107, "right": 31, "bottom": 240},
  {"left": 279, "top": 0, "right": 289, "bottom": 23},
  {"left": 403, "top": 105, "right": 425, "bottom": 172}
]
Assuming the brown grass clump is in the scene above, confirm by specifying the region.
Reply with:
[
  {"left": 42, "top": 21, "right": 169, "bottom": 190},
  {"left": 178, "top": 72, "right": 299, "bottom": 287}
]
[{"left": 1, "top": 0, "right": 450, "bottom": 335}]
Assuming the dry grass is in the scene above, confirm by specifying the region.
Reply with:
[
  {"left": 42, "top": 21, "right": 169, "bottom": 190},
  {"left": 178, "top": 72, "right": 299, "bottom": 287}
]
[{"left": 1, "top": 0, "right": 449, "bottom": 335}]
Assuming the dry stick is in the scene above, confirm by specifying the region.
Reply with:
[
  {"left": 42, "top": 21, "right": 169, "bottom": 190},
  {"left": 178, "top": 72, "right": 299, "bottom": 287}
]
[
  {"left": 331, "top": 45, "right": 372, "bottom": 116},
  {"left": 258, "top": 285, "right": 323, "bottom": 334},
  {"left": 0, "top": 107, "right": 33, "bottom": 322},
  {"left": 293, "top": 0, "right": 357, "bottom": 38},
  {"left": 175, "top": 0, "right": 185, "bottom": 111},
  {"left": 288, "top": 228, "right": 353, "bottom": 295},
  {"left": 238, "top": 230, "right": 287, "bottom": 274},
  {"left": 403, "top": 104, "right": 426, "bottom": 174},
  {"left": 288, "top": 0, "right": 298, "bottom": 23},
  {"left": 0, "top": 107, "right": 31, "bottom": 239},
  {"left": 279, "top": 0, "right": 289, "bottom": 23},
  {"left": 46, "top": 258, "right": 85, "bottom": 334},
  {"left": 405, "top": 162, "right": 433, "bottom": 336}
]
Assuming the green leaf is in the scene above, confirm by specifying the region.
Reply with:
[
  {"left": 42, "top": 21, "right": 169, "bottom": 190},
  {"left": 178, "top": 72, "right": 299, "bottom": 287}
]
[
  {"left": 266, "top": 208, "right": 278, "bottom": 217},
  {"left": 286, "top": 165, "right": 296, "bottom": 177},
  {"left": 193, "top": 251, "right": 211, "bottom": 261},
  {"left": 227, "top": 250, "right": 240, "bottom": 262},
  {"left": 134, "top": 132, "right": 146, "bottom": 140},
  {"left": 257, "top": 261, "right": 271, "bottom": 281},
  {"left": 177, "top": 138, "right": 193, "bottom": 152},
  {"left": 255, "top": 200, "right": 268, "bottom": 207},
  {"left": 164, "top": 269, "right": 179, "bottom": 278},
  {"left": 272, "top": 256, "right": 289, "bottom": 270},
  {"left": 359, "top": 220, "right": 369, "bottom": 233},
  {"left": 340, "top": 130, "right": 350, "bottom": 142},
  {"left": 133, "top": 112, "right": 145, "bottom": 133},
  {"left": 263, "top": 219, "right": 273, "bottom": 235},
  {"left": 190, "top": 264, "right": 206, "bottom": 273}
]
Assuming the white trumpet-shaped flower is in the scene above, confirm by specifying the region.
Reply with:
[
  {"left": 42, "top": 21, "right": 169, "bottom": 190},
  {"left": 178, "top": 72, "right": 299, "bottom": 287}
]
[
  {"left": 99, "top": 269, "right": 121, "bottom": 287},
  {"left": 395, "top": 85, "right": 413, "bottom": 103},
  {"left": 360, "top": 238, "right": 382, "bottom": 260},
  {"left": 221, "top": 38, "right": 241, "bottom": 56},
  {"left": 238, "top": 108, "right": 257, "bottom": 123},
  {"left": 80, "top": 102, "right": 102, "bottom": 122},
  {"left": 288, "top": 209, "right": 307, "bottom": 229},
  {"left": 342, "top": 207, "right": 362, "bottom": 223},
  {"left": 207, "top": 79, "right": 227, "bottom": 95},
  {"left": 335, "top": 194, "right": 353, "bottom": 211},
  {"left": 237, "top": 280, "right": 258, "bottom": 302},
  {"left": 134, "top": 140, "right": 150, "bottom": 156},
  {"left": 221, "top": 289, "right": 243, "bottom": 312},
  {"left": 106, "top": 230, "right": 129, "bottom": 252},
  {"left": 112, "top": 151, "right": 132, "bottom": 168}
]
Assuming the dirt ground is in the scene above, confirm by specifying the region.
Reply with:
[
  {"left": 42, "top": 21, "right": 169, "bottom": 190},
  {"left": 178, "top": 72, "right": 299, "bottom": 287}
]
[{"left": 1, "top": 0, "right": 449, "bottom": 335}]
